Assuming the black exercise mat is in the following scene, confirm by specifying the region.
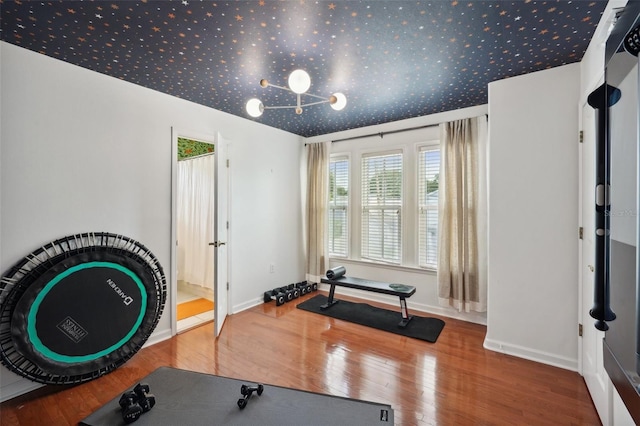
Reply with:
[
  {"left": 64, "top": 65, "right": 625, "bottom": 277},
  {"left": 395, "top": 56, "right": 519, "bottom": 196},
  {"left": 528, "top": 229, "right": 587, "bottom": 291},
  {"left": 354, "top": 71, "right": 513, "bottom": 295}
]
[
  {"left": 80, "top": 367, "right": 393, "bottom": 426},
  {"left": 297, "top": 294, "right": 445, "bottom": 343}
]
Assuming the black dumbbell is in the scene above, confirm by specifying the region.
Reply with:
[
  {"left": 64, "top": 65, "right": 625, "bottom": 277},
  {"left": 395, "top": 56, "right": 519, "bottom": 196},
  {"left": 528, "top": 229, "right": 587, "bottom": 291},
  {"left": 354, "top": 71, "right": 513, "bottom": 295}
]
[
  {"left": 119, "top": 391, "right": 143, "bottom": 424},
  {"left": 277, "top": 286, "right": 294, "bottom": 302},
  {"left": 263, "top": 290, "right": 285, "bottom": 306},
  {"left": 286, "top": 284, "right": 301, "bottom": 299},
  {"left": 272, "top": 289, "right": 286, "bottom": 306},
  {"left": 298, "top": 280, "right": 317, "bottom": 293},
  {"left": 295, "top": 282, "right": 310, "bottom": 295},
  {"left": 283, "top": 284, "right": 299, "bottom": 300},
  {"left": 291, "top": 287, "right": 300, "bottom": 299},
  {"left": 241, "top": 383, "right": 264, "bottom": 396},
  {"left": 133, "top": 383, "right": 156, "bottom": 413},
  {"left": 237, "top": 383, "right": 264, "bottom": 409},
  {"left": 274, "top": 287, "right": 291, "bottom": 303}
]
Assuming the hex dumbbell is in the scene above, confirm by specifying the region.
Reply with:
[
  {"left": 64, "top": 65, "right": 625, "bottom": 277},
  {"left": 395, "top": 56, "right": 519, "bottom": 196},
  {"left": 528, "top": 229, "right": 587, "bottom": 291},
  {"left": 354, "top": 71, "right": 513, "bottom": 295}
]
[
  {"left": 263, "top": 289, "right": 285, "bottom": 306},
  {"left": 290, "top": 283, "right": 302, "bottom": 299},
  {"left": 133, "top": 382, "right": 156, "bottom": 413},
  {"left": 237, "top": 383, "right": 264, "bottom": 409},
  {"left": 295, "top": 281, "right": 310, "bottom": 295},
  {"left": 119, "top": 391, "right": 143, "bottom": 424},
  {"left": 118, "top": 383, "right": 156, "bottom": 424},
  {"left": 277, "top": 286, "right": 295, "bottom": 302}
]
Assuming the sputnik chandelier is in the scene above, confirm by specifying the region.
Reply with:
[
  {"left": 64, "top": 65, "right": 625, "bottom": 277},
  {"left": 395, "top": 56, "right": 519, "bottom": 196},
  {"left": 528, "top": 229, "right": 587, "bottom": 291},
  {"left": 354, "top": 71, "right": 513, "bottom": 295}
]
[{"left": 246, "top": 69, "right": 347, "bottom": 117}]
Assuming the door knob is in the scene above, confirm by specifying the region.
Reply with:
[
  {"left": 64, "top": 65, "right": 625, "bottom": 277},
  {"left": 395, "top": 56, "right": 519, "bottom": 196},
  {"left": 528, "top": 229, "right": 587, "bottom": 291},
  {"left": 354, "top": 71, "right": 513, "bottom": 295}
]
[{"left": 209, "top": 241, "right": 226, "bottom": 247}]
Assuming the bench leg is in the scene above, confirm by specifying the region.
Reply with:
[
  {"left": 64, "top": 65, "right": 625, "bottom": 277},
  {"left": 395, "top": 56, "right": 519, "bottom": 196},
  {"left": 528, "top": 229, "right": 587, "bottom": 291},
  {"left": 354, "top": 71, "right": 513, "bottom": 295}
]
[
  {"left": 320, "top": 284, "right": 339, "bottom": 310},
  {"left": 398, "top": 297, "right": 413, "bottom": 328}
]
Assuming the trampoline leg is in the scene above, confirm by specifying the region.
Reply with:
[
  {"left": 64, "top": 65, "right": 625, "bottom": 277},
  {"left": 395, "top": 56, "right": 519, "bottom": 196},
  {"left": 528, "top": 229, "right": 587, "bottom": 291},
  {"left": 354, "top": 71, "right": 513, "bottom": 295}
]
[{"left": 398, "top": 297, "right": 413, "bottom": 328}]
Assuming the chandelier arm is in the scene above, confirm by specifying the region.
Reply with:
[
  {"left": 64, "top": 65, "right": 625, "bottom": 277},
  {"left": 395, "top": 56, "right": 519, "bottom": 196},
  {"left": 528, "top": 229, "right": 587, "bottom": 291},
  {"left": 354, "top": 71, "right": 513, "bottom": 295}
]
[
  {"left": 263, "top": 105, "right": 299, "bottom": 110},
  {"left": 262, "top": 99, "right": 331, "bottom": 110},
  {"left": 300, "top": 92, "right": 328, "bottom": 100},
  {"left": 262, "top": 82, "right": 328, "bottom": 100},
  {"left": 300, "top": 99, "right": 331, "bottom": 107},
  {"left": 265, "top": 83, "right": 294, "bottom": 93}
]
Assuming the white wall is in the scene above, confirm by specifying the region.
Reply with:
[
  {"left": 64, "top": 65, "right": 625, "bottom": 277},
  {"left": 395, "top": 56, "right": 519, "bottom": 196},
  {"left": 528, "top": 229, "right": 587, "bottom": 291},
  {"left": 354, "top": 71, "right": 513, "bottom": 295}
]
[
  {"left": 229, "top": 125, "right": 306, "bottom": 312},
  {"left": 0, "top": 41, "right": 305, "bottom": 400},
  {"left": 486, "top": 63, "right": 581, "bottom": 370}
]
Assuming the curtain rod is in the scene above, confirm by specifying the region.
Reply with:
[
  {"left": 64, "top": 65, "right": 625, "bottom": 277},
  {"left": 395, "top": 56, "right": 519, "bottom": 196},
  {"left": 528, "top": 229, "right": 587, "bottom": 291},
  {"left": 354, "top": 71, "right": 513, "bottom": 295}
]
[
  {"left": 331, "top": 123, "right": 439, "bottom": 144},
  {"left": 305, "top": 113, "right": 487, "bottom": 145},
  {"left": 178, "top": 151, "right": 215, "bottom": 161}
]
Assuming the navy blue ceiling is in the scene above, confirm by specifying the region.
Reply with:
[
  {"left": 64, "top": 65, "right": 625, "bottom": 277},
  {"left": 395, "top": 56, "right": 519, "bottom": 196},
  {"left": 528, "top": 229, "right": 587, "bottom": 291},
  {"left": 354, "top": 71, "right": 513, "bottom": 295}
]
[{"left": 2, "top": 1, "right": 607, "bottom": 137}]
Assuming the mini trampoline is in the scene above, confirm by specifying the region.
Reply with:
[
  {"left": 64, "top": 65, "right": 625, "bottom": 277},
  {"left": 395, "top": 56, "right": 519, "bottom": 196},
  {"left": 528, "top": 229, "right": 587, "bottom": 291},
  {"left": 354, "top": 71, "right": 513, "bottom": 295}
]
[{"left": 0, "top": 232, "right": 166, "bottom": 385}]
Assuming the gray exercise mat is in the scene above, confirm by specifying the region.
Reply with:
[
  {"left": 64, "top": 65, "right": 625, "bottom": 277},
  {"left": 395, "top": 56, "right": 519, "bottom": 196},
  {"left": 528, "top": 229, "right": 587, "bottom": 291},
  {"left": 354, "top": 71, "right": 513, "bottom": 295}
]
[{"left": 80, "top": 366, "right": 394, "bottom": 426}]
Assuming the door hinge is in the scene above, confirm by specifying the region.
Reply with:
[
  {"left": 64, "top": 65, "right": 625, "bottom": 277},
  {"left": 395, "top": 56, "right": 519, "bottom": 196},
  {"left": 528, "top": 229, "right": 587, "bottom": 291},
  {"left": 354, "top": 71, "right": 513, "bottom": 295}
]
[
  {"left": 226, "top": 282, "right": 229, "bottom": 291},
  {"left": 226, "top": 221, "right": 229, "bottom": 229},
  {"left": 226, "top": 159, "right": 230, "bottom": 168},
  {"left": 579, "top": 227, "right": 583, "bottom": 240},
  {"left": 579, "top": 130, "right": 584, "bottom": 143},
  {"left": 579, "top": 323, "right": 583, "bottom": 337}
]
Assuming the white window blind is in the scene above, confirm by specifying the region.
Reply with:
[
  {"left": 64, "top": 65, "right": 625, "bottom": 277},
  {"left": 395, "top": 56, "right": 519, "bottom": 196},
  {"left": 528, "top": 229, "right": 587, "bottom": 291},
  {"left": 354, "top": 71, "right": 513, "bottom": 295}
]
[
  {"left": 329, "top": 156, "right": 349, "bottom": 257},
  {"left": 418, "top": 147, "right": 440, "bottom": 268},
  {"left": 361, "top": 152, "right": 402, "bottom": 263}
]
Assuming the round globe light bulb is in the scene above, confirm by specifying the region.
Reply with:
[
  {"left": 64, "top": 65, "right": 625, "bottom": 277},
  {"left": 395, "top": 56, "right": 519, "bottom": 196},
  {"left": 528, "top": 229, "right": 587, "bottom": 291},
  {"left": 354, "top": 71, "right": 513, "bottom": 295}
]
[
  {"left": 288, "top": 69, "right": 311, "bottom": 94},
  {"left": 246, "top": 98, "right": 264, "bottom": 117},
  {"left": 330, "top": 92, "right": 347, "bottom": 111}
]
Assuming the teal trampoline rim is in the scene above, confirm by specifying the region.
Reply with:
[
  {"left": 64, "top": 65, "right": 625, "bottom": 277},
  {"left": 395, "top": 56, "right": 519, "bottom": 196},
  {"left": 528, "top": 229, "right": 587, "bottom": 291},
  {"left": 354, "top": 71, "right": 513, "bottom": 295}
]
[{"left": 26, "top": 261, "right": 148, "bottom": 363}]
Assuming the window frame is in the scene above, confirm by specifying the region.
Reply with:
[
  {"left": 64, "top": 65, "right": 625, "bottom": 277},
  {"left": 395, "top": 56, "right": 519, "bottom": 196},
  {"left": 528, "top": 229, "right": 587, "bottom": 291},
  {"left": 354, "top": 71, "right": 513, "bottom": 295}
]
[
  {"left": 328, "top": 153, "right": 350, "bottom": 258},
  {"left": 416, "top": 141, "right": 440, "bottom": 270}
]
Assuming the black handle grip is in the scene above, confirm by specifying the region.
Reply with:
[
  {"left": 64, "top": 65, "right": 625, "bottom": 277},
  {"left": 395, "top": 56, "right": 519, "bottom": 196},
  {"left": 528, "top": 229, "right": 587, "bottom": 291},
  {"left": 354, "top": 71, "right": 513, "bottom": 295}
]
[{"left": 587, "top": 83, "right": 620, "bottom": 331}]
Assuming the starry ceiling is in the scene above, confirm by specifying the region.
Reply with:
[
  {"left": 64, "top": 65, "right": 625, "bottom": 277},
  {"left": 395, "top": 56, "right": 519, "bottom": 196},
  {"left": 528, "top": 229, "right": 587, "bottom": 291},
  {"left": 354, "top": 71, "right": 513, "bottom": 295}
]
[{"left": 1, "top": 0, "right": 608, "bottom": 138}]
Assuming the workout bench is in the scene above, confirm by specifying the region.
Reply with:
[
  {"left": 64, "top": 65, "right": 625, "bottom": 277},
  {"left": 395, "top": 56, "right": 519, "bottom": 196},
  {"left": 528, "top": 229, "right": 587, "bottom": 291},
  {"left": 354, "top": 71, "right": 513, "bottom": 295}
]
[{"left": 319, "top": 276, "right": 416, "bottom": 328}]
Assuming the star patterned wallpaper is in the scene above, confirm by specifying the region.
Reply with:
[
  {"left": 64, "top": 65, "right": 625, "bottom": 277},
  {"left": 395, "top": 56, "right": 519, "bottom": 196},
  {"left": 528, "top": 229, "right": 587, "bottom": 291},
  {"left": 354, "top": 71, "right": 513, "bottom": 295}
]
[{"left": 1, "top": 0, "right": 608, "bottom": 137}]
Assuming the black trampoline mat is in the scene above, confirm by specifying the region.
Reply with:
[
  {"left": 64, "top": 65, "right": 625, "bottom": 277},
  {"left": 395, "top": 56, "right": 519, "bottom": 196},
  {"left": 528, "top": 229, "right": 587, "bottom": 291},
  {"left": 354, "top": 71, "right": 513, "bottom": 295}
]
[{"left": 80, "top": 367, "right": 394, "bottom": 426}]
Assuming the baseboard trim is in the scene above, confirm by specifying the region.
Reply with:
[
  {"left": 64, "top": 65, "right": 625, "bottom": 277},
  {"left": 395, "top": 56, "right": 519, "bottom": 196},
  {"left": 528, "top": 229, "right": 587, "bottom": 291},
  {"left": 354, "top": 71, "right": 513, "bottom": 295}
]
[
  {"left": 320, "top": 283, "right": 488, "bottom": 326},
  {"left": 144, "top": 328, "right": 173, "bottom": 347},
  {"left": 483, "top": 337, "right": 578, "bottom": 372},
  {"left": 229, "top": 285, "right": 488, "bottom": 327},
  {"left": 233, "top": 297, "right": 261, "bottom": 314}
]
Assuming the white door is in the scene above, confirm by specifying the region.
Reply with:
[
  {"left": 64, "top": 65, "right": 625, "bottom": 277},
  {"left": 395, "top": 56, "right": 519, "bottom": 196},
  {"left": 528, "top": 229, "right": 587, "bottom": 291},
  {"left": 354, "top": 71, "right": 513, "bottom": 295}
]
[
  {"left": 170, "top": 129, "right": 229, "bottom": 337},
  {"left": 213, "top": 133, "right": 229, "bottom": 337},
  {"left": 579, "top": 101, "right": 610, "bottom": 423}
]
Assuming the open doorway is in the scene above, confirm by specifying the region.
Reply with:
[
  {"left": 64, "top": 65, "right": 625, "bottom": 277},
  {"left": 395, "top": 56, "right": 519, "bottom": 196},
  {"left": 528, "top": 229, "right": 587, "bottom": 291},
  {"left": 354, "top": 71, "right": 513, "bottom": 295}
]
[{"left": 176, "top": 137, "right": 215, "bottom": 333}]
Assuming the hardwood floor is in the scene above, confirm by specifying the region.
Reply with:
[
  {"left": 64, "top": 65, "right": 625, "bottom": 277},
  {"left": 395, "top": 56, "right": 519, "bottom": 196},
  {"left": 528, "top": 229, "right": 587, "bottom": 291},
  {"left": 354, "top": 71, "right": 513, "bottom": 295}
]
[{"left": 0, "top": 291, "right": 600, "bottom": 425}]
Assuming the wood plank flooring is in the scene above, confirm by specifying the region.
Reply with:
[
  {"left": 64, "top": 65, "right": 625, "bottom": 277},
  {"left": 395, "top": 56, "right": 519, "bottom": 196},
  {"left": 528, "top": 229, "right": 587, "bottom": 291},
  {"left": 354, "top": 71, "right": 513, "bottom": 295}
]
[{"left": 0, "top": 291, "right": 600, "bottom": 425}]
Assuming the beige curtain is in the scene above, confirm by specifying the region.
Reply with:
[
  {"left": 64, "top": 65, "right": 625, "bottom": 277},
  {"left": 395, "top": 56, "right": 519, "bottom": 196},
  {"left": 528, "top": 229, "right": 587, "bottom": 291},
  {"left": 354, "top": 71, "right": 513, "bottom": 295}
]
[
  {"left": 306, "top": 142, "right": 330, "bottom": 282},
  {"left": 437, "top": 115, "right": 488, "bottom": 312}
]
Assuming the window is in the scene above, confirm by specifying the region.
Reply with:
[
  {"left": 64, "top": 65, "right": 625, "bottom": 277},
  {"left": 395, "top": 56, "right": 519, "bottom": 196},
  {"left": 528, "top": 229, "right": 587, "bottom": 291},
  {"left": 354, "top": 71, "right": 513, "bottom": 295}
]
[
  {"left": 328, "top": 156, "right": 349, "bottom": 257},
  {"left": 361, "top": 152, "right": 403, "bottom": 263},
  {"left": 327, "top": 137, "right": 440, "bottom": 270},
  {"left": 418, "top": 147, "right": 440, "bottom": 268}
]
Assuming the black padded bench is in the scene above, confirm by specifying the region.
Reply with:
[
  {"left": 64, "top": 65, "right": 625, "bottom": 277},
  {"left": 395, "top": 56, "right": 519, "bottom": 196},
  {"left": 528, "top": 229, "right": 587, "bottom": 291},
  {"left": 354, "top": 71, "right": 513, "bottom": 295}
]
[{"left": 319, "top": 276, "right": 417, "bottom": 328}]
